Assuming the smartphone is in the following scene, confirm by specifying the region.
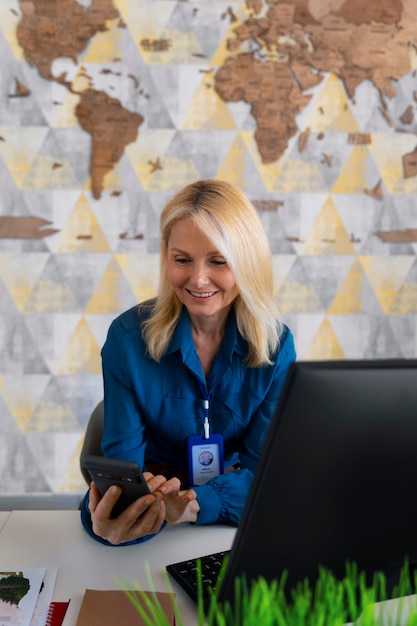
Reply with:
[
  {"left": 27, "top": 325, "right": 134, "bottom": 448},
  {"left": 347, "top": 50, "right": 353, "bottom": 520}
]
[{"left": 83, "top": 454, "right": 150, "bottom": 518}]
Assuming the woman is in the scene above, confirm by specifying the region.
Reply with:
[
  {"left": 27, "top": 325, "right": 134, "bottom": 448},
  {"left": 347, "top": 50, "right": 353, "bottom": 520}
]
[{"left": 81, "top": 179, "right": 296, "bottom": 545}]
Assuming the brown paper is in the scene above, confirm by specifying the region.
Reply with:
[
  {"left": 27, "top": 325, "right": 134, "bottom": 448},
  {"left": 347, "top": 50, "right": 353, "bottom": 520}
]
[{"left": 75, "top": 588, "right": 176, "bottom": 626}]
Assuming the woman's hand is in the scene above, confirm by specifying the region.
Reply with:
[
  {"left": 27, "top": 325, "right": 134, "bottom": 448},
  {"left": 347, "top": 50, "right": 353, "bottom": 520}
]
[
  {"left": 158, "top": 477, "right": 200, "bottom": 524},
  {"left": 89, "top": 473, "right": 167, "bottom": 545}
]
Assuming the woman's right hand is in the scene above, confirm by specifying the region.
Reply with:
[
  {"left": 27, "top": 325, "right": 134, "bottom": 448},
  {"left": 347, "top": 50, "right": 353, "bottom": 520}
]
[{"left": 89, "top": 473, "right": 167, "bottom": 545}]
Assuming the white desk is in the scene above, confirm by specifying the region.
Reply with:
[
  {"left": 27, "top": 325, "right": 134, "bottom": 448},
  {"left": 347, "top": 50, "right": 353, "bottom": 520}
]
[
  {"left": 0, "top": 510, "right": 236, "bottom": 626},
  {"left": 0, "top": 511, "right": 10, "bottom": 532}
]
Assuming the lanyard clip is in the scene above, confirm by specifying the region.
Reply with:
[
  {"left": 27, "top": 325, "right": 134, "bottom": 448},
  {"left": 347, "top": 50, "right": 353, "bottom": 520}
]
[
  {"left": 203, "top": 416, "right": 210, "bottom": 439},
  {"left": 203, "top": 399, "right": 210, "bottom": 439}
]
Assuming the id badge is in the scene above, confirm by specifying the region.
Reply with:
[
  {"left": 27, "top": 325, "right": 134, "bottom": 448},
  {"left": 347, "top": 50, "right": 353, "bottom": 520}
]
[{"left": 187, "top": 434, "right": 224, "bottom": 487}]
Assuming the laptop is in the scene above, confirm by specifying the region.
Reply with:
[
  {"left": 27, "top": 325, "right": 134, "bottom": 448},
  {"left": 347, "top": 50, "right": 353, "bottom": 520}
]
[{"left": 166, "top": 358, "right": 417, "bottom": 607}]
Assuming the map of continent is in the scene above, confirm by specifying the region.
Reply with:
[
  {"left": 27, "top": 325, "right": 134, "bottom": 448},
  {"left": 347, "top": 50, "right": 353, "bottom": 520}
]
[
  {"left": 16, "top": 0, "right": 142, "bottom": 200},
  {"left": 214, "top": 0, "right": 417, "bottom": 177},
  {"left": 10, "top": 0, "right": 417, "bottom": 206}
]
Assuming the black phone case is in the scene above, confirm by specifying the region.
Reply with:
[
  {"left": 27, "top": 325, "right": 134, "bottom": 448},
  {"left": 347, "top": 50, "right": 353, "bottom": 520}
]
[{"left": 83, "top": 454, "right": 150, "bottom": 518}]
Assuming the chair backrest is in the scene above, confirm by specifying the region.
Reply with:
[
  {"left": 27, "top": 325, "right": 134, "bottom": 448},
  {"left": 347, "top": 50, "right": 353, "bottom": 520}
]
[{"left": 80, "top": 400, "right": 104, "bottom": 484}]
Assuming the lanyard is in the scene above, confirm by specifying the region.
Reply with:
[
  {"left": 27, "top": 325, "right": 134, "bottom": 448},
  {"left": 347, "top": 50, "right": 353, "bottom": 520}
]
[{"left": 197, "top": 380, "right": 211, "bottom": 439}]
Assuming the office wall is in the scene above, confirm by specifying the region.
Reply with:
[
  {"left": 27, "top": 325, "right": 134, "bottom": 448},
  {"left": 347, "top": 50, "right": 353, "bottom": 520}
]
[{"left": 1, "top": 0, "right": 416, "bottom": 495}]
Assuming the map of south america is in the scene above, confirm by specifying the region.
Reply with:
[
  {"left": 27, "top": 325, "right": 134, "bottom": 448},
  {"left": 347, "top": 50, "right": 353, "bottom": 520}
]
[{"left": 16, "top": 0, "right": 143, "bottom": 200}]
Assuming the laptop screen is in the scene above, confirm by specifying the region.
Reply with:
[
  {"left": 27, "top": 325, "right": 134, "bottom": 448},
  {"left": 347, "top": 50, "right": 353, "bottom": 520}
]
[{"left": 218, "top": 358, "right": 417, "bottom": 604}]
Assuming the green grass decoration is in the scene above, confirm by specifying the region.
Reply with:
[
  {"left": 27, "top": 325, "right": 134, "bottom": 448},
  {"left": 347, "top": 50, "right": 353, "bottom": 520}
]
[{"left": 116, "top": 559, "right": 417, "bottom": 626}]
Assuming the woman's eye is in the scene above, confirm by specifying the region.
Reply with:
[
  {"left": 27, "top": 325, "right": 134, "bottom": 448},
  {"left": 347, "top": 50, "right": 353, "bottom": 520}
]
[
  {"left": 175, "top": 257, "right": 190, "bottom": 265},
  {"left": 211, "top": 259, "right": 227, "bottom": 266}
]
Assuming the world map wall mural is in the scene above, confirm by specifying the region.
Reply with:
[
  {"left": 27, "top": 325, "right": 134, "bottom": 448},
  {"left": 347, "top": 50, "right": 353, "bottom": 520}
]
[{"left": 0, "top": 0, "right": 416, "bottom": 494}]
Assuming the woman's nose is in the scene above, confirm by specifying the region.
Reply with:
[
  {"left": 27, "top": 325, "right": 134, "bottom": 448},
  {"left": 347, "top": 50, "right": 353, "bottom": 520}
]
[{"left": 190, "top": 263, "right": 209, "bottom": 287}]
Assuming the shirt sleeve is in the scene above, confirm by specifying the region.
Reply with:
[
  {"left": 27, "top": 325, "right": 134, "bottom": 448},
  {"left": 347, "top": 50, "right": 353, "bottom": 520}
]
[
  {"left": 80, "top": 314, "right": 159, "bottom": 545},
  {"left": 193, "top": 327, "right": 296, "bottom": 526},
  {"left": 100, "top": 316, "right": 148, "bottom": 467}
]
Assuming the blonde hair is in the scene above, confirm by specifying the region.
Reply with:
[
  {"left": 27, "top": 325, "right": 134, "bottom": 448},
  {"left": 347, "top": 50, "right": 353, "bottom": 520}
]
[{"left": 142, "top": 179, "right": 281, "bottom": 367}]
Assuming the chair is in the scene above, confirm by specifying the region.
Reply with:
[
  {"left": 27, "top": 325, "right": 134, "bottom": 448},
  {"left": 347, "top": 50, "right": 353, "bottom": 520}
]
[{"left": 80, "top": 400, "right": 104, "bottom": 484}]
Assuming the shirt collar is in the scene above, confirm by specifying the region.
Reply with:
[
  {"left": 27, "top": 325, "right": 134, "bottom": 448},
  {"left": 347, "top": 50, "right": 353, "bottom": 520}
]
[{"left": 165, "top": 304, "right": 247, "bottom": 360}]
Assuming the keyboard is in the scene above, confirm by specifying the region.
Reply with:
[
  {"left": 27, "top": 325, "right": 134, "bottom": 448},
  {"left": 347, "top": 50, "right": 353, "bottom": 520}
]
[{"left": 166, "top": 550, "right": 230, "bottom": 604}]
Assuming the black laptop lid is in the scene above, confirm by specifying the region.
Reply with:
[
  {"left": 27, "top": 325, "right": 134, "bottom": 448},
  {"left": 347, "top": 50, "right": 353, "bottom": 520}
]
[{"left": 218, "top": 359, "right": 417, "bottom": 603}]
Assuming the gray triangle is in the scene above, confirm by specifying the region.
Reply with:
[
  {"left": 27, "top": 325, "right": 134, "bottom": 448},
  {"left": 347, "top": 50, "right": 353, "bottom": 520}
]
[
  {"left": 175, "top": 129, "right": 237, "bottom": 179},
  {"left": 301, "top": 255, "right": 355, "bottom": 310},
  {"left": 363, "top": 315, "right": 403, "bottom": 358},
  {"left": 0, "top": 419, "right": 51, "bottom": 492},
  {"left": 291, "top": 131, "right": 353, "bottom": 190},
  {"left": 0, "top": 29, "right": 48, "bottom": 127},
  {"left": 53, "top": 253, "right": 111, "bottom": 309},
  {"left": 330, "top": 314, "right": 400, "bottom": 359},
  {"left": 0, "top": 316, "right": 50, "bottom": 374},
  {"left": 360, "top": 195, "right": 416, "bottom": 255},
  {"left": 253, "top": 200, "right": 297, "bottom": 254},
  {"left": 167, "top": 2, "right": 239, "bottom": 61},
  {"left": 53, "top": 128, "right": 91, "bottom": 187},
  {"left": 0, "top": 159, "right": 30, "bottom": 214},
  {"left": 55, "top": 373, "right": 103, "bottom": 428},
  {"left": 388, "top": 316, "right": 417, "bottom": 358}
]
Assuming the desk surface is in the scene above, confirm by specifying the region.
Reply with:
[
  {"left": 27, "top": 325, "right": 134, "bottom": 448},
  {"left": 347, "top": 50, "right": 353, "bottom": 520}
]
[
  {"left": 0, "top": 510, "right": 236, "bottom": 626},
  {"left": 0, "top": 511, "right": 10, "bottom": 532}
]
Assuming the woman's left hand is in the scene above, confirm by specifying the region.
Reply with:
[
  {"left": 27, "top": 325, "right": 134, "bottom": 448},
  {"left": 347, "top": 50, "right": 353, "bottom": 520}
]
[{"left": 158, "top": 478, "right": 200, "bottom": 524}]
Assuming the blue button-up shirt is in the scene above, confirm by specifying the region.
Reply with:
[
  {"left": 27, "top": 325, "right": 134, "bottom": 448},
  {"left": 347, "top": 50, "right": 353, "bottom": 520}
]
[{"left": 82, "top": 303, "right": 296, "bottom": 543}]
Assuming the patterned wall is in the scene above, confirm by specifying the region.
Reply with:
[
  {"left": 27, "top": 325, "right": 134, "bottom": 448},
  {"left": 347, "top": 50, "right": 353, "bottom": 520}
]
[{"left": 0, "top": 0, "right": 416, "bottom": 495}]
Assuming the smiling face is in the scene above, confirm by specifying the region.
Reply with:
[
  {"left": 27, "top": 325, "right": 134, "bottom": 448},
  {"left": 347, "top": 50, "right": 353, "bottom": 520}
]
[{"left": 166, "top": 218, "right": 239, "bottom": 323}]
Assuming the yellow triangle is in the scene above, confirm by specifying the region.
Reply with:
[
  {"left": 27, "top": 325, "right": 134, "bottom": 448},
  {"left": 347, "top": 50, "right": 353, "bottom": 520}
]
[
  {"left": 53, "top": 89, "right": 85, "bottom": 129},
  {"left": 181, "top": 75, "right": 237, "bottom": 130},
  {"left": 1, "top": 375, "right": 49, "bottom": 432},
  {"left": 113, "top": 0, "right": 128, "bottom": 20},
  {"left": 303, "top": 318, "right": 345, "bottom": 360},
  {"left": 24, "top": 279, "right": 79, "bottom": 313},
  {"left": 125, "top": 129, "right": 175, "bottom": 189},
  {"left": 0, "top": 128, "right": 49, "bottom": 187},
  {"left": 216, "top": 135, "right": 248, "bottom": 189},
  {"left": 331, "top": 145, "right": 370, "bottom": 194},
  {"left": 328, "top": 259, "right": 367, "bottom": 314},
  {"left": 369, "top": 134, "right": 417, "bottom": 194},
  {"left": 0, "top": 5, "right": 24, "bottom": 60},
  {"left": 85, "top": 257, "right": 127, "bottom": 313},
  {"left": 271, "top": 158, "right": 327, "bottom": 193},
  {"left": 27, "top": 400, "right": 78, "bottom": 432},
  {"left": 116, "top": 253, "right": 159, "bottom": 302},
  {"left": 277, "top": 282, "right": 322, "bottom": 314},
  {"left": 359, "top": 256, "right": 414, "bottom": 314},
  {"left": 240, "top": 131, "right": 281, "bottom": 192},
  {"left": 59, "top": 439, "right": 87, "bottom": 492},
  {"left": 0, "top": 253, "right": 49, "bottom": 312},
  {"left": 54, "top": 193, "right": 112, "bottom": 253},
  {"left": 82, "top": 19, "right": 122, "bottom": 63},
  {"left": 305, "top": 72, "right": 360, "bottom": 133},
  {"left": 389, "top": 283, "right": 417, "bottom": 314},
  {"left": 58, "top": 317, "right": 102, "bottom": 374},
  {"left": 302, "top": 196, "right": 356, "bottom": 255}
]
